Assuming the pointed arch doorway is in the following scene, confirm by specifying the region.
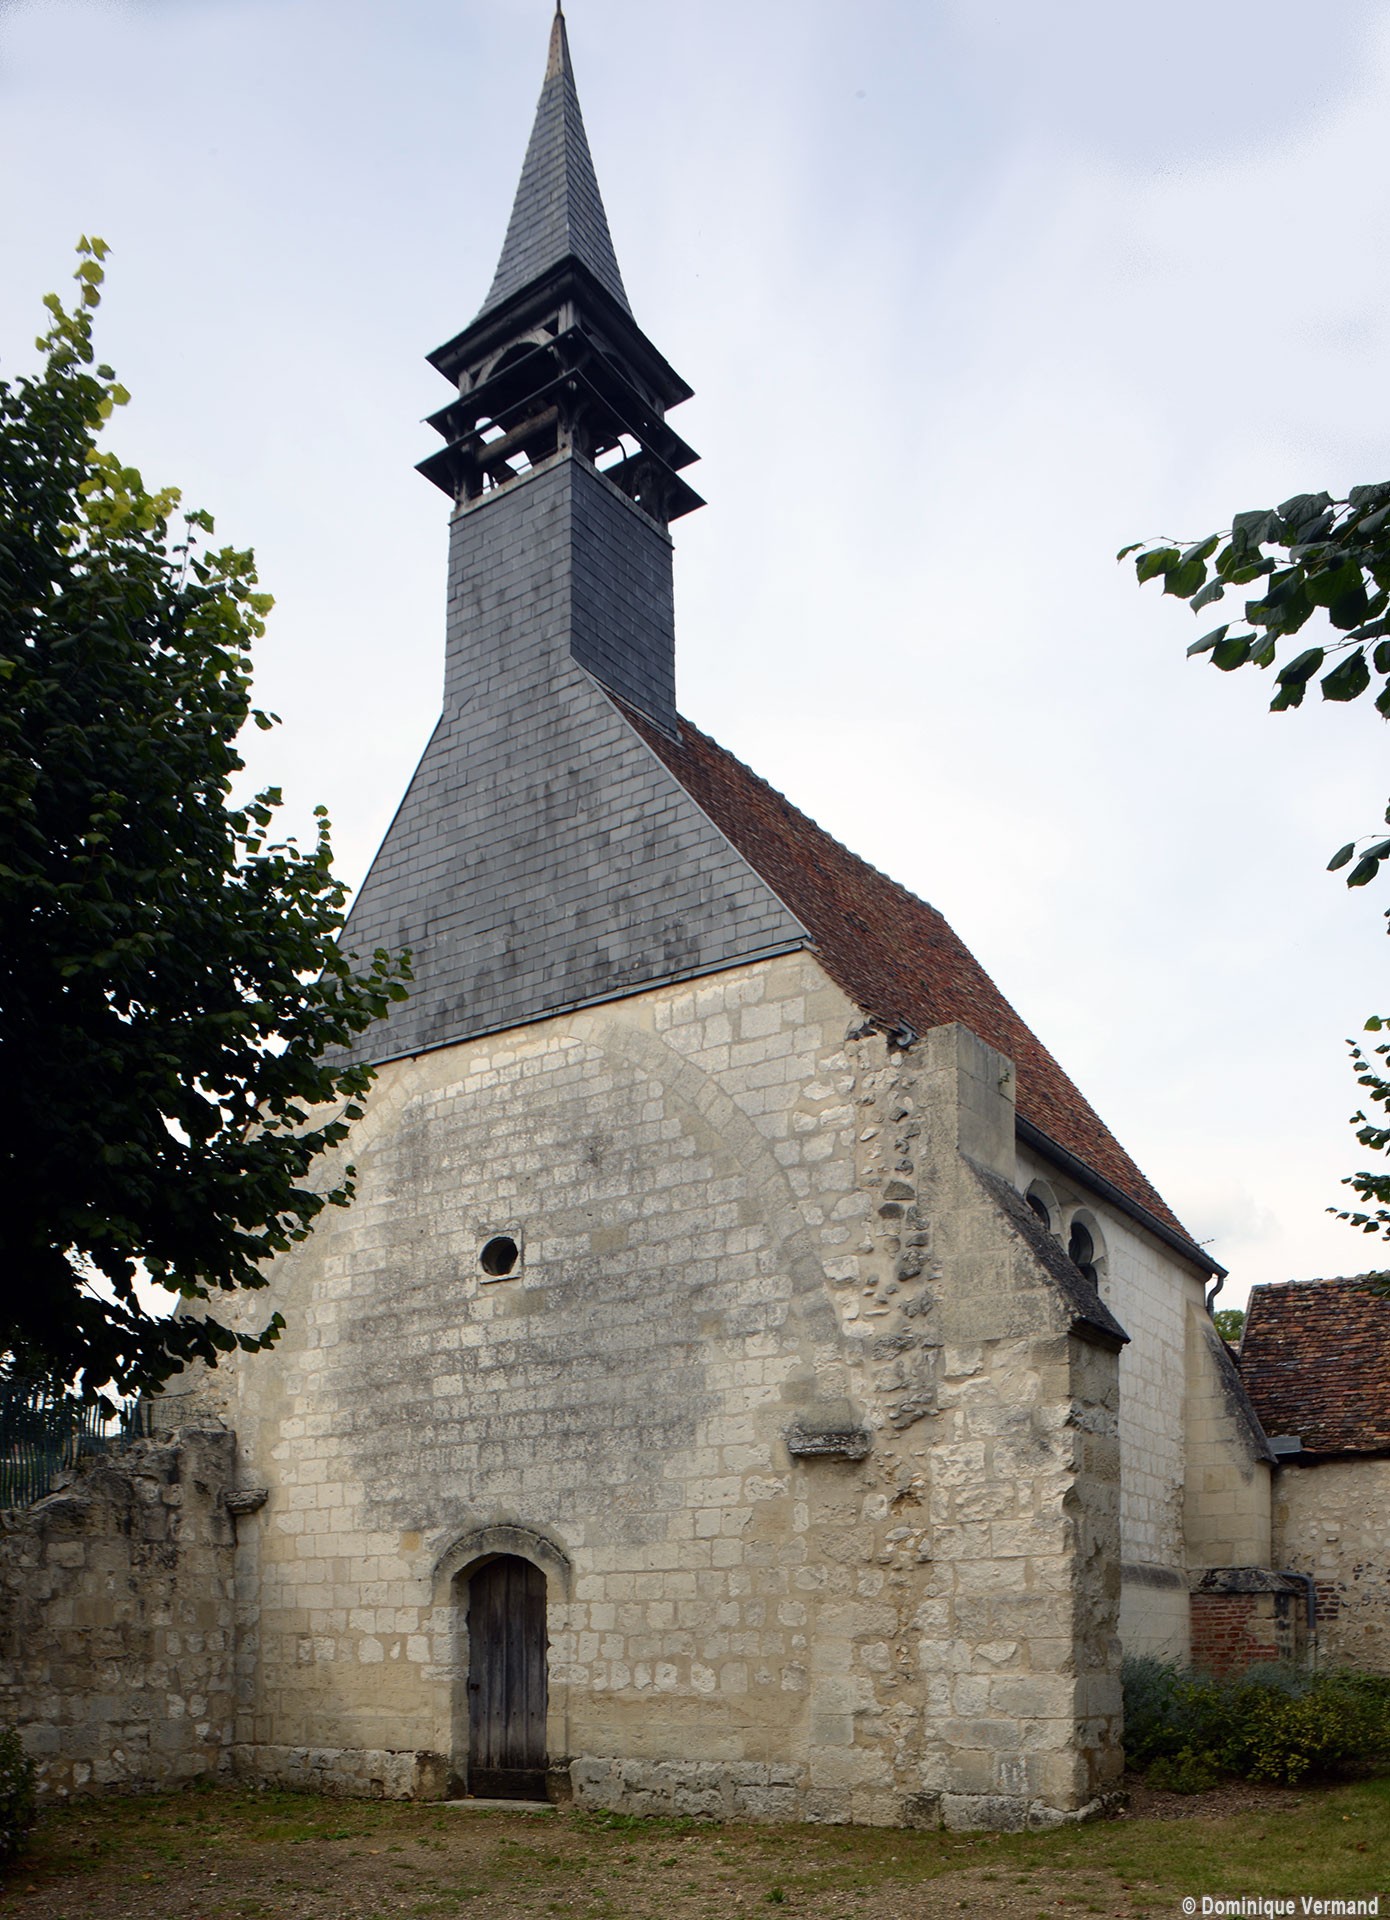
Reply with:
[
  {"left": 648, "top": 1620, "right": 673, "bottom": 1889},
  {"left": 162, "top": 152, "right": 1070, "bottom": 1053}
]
[{"left": 463, "top": 1554, "right": 549, "bottom": 1800}]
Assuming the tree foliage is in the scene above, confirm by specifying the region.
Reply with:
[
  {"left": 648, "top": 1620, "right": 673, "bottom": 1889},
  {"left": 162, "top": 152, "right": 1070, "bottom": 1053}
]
[
  {"left": 1212, "top": 1307, "right": 1245, "bottom": 1346},
  {"left": 1122, "top": 484, "right": 1390, "bottom": 886},
  {"left": 1332, "top": 1017, "right": 1390, "bottom": 1241},
  {"left": 0, "top": 243, "right": 410, "bottom": 1400},
  {"left": 1124, "top": 484, "right": 1390, "bottom": 1247}
]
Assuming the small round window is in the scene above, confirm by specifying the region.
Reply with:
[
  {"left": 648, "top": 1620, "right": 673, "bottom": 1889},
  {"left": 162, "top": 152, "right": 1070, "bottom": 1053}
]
[{"left": 479, "top": 1234, "right": 520, "bottom": 1279}]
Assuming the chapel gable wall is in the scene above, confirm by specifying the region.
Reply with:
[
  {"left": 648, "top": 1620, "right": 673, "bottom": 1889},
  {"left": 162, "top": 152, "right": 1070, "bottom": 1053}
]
[{"left": 178, "top": 955, "right": 1122, "bottom": 1827}]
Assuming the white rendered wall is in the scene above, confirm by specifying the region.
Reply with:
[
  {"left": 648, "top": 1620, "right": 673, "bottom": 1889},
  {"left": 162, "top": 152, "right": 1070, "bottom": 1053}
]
[{"left": 1014, "top": 1146, "right": 1202, "bottom": 1661}]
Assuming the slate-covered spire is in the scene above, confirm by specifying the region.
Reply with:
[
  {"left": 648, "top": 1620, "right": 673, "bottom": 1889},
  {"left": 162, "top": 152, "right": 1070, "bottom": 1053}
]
[{"left": 479, "top": 3, "right": 630, "bottom": 318}]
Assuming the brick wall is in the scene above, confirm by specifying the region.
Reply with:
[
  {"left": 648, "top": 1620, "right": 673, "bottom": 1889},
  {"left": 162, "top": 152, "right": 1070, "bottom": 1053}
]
[
  {"left": 1190, "top": 1594, "right": 1279, "bottom": 1674},
  {"left": 1189, "top": 1573, "right": 1304, "bottom": 1676}
]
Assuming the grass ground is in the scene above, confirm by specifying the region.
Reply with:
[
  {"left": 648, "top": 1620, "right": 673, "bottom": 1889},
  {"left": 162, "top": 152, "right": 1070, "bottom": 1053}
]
[{"left": 2, "top": 1776, "right": 1387, "bottom": 1920}]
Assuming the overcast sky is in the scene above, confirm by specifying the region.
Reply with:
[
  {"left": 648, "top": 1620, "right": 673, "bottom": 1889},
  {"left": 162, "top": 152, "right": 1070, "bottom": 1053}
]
[{"left": 3, "top": 0, "right": 1388, "bottom": 1306}]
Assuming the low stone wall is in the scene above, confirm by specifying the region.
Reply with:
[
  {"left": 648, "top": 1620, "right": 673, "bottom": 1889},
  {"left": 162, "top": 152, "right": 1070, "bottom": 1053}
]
[
  {"left": 0, "top": 1428, "right": 237, "bottom": 1798},
  {"left": 568, "top": 1754, "right": 1115, "bottom": 1832},
  {"left": 232, "top": 1744, "right": 450, "bottom": 1800}
]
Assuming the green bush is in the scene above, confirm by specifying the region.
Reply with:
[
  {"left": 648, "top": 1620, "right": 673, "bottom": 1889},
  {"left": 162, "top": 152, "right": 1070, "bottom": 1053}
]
[
  {"left": 1145, "top": 1749, "right": 1222, "bottom": 1794},
  {"left": 0, "top": 1725, "right": 37, "bottom": 1863},
  {"left": 1122, "top": 1658, "right": 1390, "bottom": 1788}
]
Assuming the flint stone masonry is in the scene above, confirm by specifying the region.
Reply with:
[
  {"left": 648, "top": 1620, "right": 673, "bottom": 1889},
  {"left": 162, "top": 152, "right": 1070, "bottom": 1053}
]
[
  {"left": 1273, "top": 1458, "right": 1390, "bottom": 1673},
  {"left": 0, "top": 1430, "right": 236, "bottom": 1798},
  {"left": 177, "top": 960, "right": 1127, "bottom": 1827}
]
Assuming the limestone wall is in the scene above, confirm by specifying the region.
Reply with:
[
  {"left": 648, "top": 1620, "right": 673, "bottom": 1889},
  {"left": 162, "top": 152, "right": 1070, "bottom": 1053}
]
[
  {"left": 0, "top": 1430, "right": 236, "bottom": 1798},
  {"left": 1182, "top": 1306, "right": 1271, "bottom": 1574},
  {"left": 176, "top": 955, "right": 1122, "bottom": 1828},
  {"left": 1273, "top": 1458, "right": 1390, "bottom": 1673}
]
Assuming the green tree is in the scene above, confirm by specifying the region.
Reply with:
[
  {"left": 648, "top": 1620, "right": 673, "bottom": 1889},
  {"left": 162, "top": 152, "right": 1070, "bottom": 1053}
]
[
  {"left": 0, "top": 243, "right": 410, "bottom": 1401},
  {"left": 1123, "top": 486, "right": 1390, "bottom": 1244},
  {"left": 1213, "top": 1307, "right": 1245, "bottom": 1346}
]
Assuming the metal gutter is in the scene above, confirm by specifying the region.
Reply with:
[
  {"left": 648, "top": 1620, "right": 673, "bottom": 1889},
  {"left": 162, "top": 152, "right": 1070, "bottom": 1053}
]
[{"left": 1015, "top": 1113, "right": 1225, "bottom": 1281}]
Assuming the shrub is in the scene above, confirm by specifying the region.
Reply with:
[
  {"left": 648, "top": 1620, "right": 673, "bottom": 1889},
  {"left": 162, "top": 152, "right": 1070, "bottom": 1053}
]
[
  {"left": 1121, "top": 1658, "right": 1390, "bottom": 1788},
  {"left": 0, "top": 1725, "right": 37, "bottom": 1863},
  {"left": 1145, "top": 1749, "right": 1223, "bottom": 1794},
  {"left": 1239, "top": 1671, "right": 1390, "bottom": 1785}
]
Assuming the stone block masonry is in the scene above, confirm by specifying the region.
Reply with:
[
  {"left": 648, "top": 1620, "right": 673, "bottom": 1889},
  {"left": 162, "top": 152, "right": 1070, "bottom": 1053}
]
[
  {"left": 182, "top": 954, "right": 1127, "bottom": 1829},
  {"left": 0, "top": 1430, "right": 237, "bottom": 1798}
]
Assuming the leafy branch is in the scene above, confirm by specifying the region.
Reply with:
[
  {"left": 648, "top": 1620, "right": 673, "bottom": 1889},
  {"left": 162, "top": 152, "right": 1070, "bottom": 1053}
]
[
  {"left": 1125, "top": 485, "right": 1390, "bottom": 1253},
  {"left": 1331, "top": 1016, "right": 1390, "bottom": 1248},
  {"left": 1123, "top": 484, "right": 1390, "bottom": 888}
]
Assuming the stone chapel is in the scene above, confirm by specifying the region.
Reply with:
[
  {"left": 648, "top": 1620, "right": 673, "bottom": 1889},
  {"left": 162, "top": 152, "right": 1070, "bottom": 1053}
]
[{"left": 57, "top": 7, "right": 1285, "bottom": 1827}]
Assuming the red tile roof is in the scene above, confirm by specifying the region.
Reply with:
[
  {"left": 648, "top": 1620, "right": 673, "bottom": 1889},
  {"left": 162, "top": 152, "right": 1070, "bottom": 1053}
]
[
  {"left": 1240, "top": 1277, "right": 1390, "bottom": 1456},
  {"left": 624, "top": 704, "right": 1200, "bottom": 1257}
]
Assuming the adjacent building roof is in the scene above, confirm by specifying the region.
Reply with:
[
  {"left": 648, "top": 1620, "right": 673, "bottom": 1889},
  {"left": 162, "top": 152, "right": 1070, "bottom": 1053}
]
[
  {"left": 478, "top": 6, "right": 630, "bottom": 319},
  {"left": 621, "top": 703, "right": 1196, "bottom": 1252},
  {"left": 1240, "top": 1276, "right": 1390, "bottom": 1457}
]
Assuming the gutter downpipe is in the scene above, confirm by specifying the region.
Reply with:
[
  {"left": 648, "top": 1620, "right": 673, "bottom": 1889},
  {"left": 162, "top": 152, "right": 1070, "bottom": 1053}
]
[{"left": 1276, "top": 1568, "right": 1318, "bottom": 1655}]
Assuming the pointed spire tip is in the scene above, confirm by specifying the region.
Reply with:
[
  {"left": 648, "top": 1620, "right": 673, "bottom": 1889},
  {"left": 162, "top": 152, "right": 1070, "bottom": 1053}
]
[
  {"left": 479, "top": 0, "right": 630, "bottom": 319},
  {"left": 547, "top": 2, "right": 570, "bottom": 80}
]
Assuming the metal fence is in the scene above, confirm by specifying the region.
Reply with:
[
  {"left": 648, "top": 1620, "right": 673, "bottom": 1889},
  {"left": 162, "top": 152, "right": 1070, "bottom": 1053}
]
[{"left": 0, "top": 1378, "right": 149, "bottom": 1509}]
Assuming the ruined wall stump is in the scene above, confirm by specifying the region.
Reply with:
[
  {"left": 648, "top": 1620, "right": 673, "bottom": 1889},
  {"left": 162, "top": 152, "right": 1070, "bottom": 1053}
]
[{"left": 0, "top": 1428, "right": 237, "bottom": 1798}]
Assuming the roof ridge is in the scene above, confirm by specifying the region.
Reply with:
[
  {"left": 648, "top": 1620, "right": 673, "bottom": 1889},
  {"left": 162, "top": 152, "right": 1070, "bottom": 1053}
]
[
  {"left": 1241, "top": 1273, "right": 1390, "bottom": 1455},
  {"left": 1253, "top": 1274, "right": 1390, "bottom": 1293}
]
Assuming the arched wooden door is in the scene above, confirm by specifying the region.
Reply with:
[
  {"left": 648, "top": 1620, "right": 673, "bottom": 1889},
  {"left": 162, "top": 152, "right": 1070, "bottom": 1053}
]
[{"left": 466, "top": 1555, "right": 548, "bottom": 1799}]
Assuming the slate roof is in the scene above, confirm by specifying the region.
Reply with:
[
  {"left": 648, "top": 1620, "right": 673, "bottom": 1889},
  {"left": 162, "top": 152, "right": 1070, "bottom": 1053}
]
[
  {"left": 1239, "top": 1277, "right": 1390, "bottom": 1456},
  {"left": 336, "top": 460, "right": 811, "bottom": 1070},
  {"left": 620, "top": 702, "right": 1199, "bottom": 1254},
  {"left": 478, "top": 7, "right": 630, "bottom": 319}
]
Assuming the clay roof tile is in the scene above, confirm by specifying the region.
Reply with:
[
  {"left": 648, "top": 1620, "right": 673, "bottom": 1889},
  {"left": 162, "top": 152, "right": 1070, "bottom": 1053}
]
[
  {"left": 1240, "top": 1277, "right": 1390, "bottom": 1456},
  {"left": 624, "top": 703, "right": 1201, "bottom": 1255}
]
